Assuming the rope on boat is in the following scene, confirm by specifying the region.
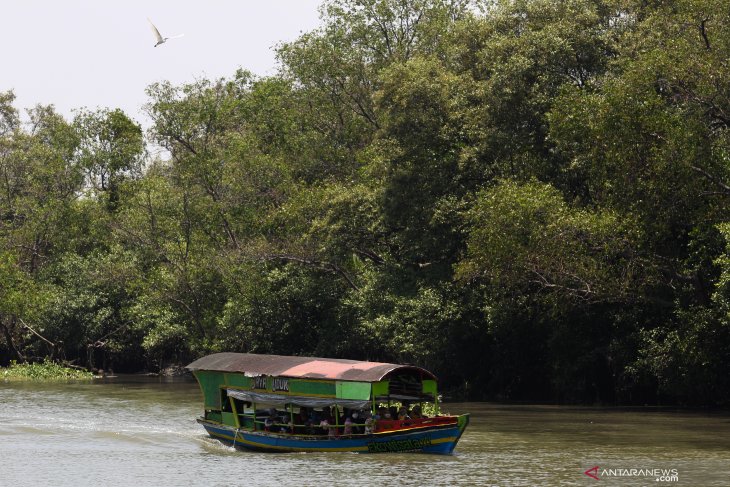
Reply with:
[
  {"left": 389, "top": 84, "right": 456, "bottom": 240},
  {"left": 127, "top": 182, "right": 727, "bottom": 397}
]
[{"left": 233, "top": 428, "right": 240, "bottom": 449}]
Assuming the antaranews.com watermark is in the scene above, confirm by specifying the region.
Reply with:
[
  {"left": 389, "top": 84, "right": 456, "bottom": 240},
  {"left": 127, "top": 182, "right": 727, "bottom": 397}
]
[{"left": 584, "top": 465, "right": 679, "bottom": 482}]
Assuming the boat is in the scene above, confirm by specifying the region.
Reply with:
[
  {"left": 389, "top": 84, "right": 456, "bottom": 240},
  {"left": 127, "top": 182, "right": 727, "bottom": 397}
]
[{"left": 186, "top": 352, "right": 469, "bottom": 454}]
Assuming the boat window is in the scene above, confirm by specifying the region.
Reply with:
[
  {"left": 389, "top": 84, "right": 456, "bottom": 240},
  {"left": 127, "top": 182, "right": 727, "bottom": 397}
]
[
  {"left": 241, "top": 401, "right": 255, "bottom": 414},
  {"left": 387, "top": 372, "right": 423, "bottom": 396},
  {"left": 220, "top": 389, "right": 233, "bottom": 413},
  {"left": 221, "top": 389, "right": 256, "bottom": 415}
]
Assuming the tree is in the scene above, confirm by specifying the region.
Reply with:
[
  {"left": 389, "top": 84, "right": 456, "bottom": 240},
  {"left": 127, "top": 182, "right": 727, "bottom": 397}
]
[{"left": 73, "top": 108, "right": 145, "bottom": 210}]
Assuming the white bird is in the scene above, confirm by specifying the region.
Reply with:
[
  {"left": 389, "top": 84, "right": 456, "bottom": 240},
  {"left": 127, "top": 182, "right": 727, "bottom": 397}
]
[{"left": 147, "top": 18, "right": 184, "bottom": 47}]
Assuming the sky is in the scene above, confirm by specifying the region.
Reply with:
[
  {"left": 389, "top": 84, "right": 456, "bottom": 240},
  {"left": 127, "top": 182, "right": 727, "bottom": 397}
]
[{"left": 1, "top": 0, "right": 324, "bottom": 127}]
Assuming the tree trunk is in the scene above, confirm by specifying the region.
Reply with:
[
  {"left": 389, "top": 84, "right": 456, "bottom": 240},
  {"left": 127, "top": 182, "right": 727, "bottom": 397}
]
[{"left": 0, "top": 316, "right": 25, "bottom": 363}]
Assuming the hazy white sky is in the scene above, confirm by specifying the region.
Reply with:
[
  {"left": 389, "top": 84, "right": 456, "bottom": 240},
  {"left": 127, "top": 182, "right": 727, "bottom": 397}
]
[{"left": 2, "top": 1, "right": 323, "bottom": 125}]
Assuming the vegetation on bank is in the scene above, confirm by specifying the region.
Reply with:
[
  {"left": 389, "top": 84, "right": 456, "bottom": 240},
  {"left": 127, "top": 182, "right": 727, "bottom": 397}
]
[
  {"left": 2, "top": 0, "right": 730, "bottom": 405},
  {"left": 1, "top": 361, "right": 95, "bottom": 381}
]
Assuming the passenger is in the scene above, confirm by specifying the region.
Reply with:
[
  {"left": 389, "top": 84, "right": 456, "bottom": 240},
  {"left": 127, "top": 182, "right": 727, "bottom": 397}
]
[
  {"left": 364, "top": 411, "right": 374, "bottom": 435},
  {"left": 343, "top": 416, "right": 353, "bottom": 436},
  {"left": 398, "top": 406, "right": 410, "bottom": 421},
  {"left": 389, "top": 406, "right": 398, "bottom": 419},
  {"left": 351, "top": 411, "right": 364, "bottom": 434},
  {"left": 377, "top": 408, "right": 392, "bottom": 432},
  {"left": 280, "top": 415, "right": 293, "bottom": 434},
  {"left": 334, "top": 407, "right": 345, "bottom": 435},
  {"left": 320, "top": 415, "right": 335, "bottom": 437},
  {"left": 410, "top": 404, "right": 423, "bottom": 419},
  {"left": 296, "top": 407, "right": 308, "bottom": 434},
  {"left": 298, "top": 407, "right": 308, "bottom": 423},
  {"left": 319, "top": 417, "right": 329, "bottom": 435},
  {"left": 264, "top": 416, "right": 274, "bottom": 431},
  {"left": 375, "top": 406, "right": 388, "bottom": 420},
  {"left": 264, "top": 407, "right": 278, "bottom": 431}
]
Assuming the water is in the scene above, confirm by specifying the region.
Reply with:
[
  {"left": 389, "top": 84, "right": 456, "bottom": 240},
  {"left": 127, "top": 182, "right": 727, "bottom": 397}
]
[{"left": 1, "top": 377, "right": 729, "bottom": 486}]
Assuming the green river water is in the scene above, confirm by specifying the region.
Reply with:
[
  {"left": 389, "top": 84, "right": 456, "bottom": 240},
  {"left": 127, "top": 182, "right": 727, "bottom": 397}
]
[{"left": 1, "top": 376, "right": 729, "bottom": 486}]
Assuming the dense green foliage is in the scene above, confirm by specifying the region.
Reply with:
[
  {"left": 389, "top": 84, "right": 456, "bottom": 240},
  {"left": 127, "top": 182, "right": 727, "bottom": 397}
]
[
  {"left": 1, "top": 360, "right": 95, "bottom": 381},
  {"left": 2, "top": 0, "right": 730, "bottom": 405}
]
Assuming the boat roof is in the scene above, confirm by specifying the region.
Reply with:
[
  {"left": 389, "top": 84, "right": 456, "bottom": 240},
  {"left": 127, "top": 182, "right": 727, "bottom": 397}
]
[{"left": 186, "top": 352, "right": 437, "bottom": 382}]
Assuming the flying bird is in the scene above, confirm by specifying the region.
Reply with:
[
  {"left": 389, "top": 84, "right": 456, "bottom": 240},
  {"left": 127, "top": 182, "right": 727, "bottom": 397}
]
[{"left": 147, "top": 18, "right": 184, "bottom": 47}]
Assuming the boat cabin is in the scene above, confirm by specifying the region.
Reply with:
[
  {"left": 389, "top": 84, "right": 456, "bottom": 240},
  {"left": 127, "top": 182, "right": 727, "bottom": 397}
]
[{"left": 186, "top": 352, "right": 442, "bottom": 435}]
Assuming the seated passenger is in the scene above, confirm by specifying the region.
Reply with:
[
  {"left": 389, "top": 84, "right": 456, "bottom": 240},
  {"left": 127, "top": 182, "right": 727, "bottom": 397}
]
[
  {"left": 410, "top": 404, "right": 423, "bottom": 419},
  {"left": 376, "top": 408, "right": 393, "bottom": 431},
  {"left": 351, "top": 411, "right": 364, "bottom": 434},
  {"left": 343, "top": 416, "right": 353, "bottom": 436},
  {"left": 280, "top": 415, "right": 293, "bottom": 434},
  {"left": 320, "top": 416, "right": 335, "bottom": 437},
  {"left": 389, "top": 406, "right": 398, "bottom": 419},
  {"left": 364, "top": 411, "right": 374, "bottom": 435},
  {"left": 397, "top": 406, "right": 410, "bottom": 420},
  {"left": 297, "top": 407, "right": 312, "bottom": 434},
  {"left": 264, "top": 407, "right": 278, "bottom": 431}
]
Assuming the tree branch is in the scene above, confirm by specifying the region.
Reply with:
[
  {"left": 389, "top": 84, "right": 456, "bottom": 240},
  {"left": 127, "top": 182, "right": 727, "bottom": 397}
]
[
  {"left": 18, "top": 317, "right": 55, "bottom": 348},
  {"left": 690, "top": 165, "right": 730, "bottom": 194},
  {"left": 265, "top": 253, "right": 360, "bottom": 291},
  {"left": 700, "top": 19, "right": 711, "bottom": 50}
]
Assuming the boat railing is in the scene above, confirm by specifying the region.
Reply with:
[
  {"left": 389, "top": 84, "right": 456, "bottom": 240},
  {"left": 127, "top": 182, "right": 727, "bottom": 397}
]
[
  {"left": 231, "top": 413, "right": 456, "bottom": 436},
  {"left": 373, "top": 416, "right": 457, "bottom": 432},
  {"left": 247, "top": 418, "right": 371, "bottom": 436}
]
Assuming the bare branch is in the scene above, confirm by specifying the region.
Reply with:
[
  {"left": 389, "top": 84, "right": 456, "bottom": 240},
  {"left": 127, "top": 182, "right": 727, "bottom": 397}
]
[{"left": 18, "top": 317, "right": 55, "bottom": 348}]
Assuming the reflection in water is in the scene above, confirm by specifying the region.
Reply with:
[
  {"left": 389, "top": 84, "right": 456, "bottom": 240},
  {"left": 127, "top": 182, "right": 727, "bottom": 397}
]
[{"left": 1, "top": 378, "right": 729, "bottom": 486}]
